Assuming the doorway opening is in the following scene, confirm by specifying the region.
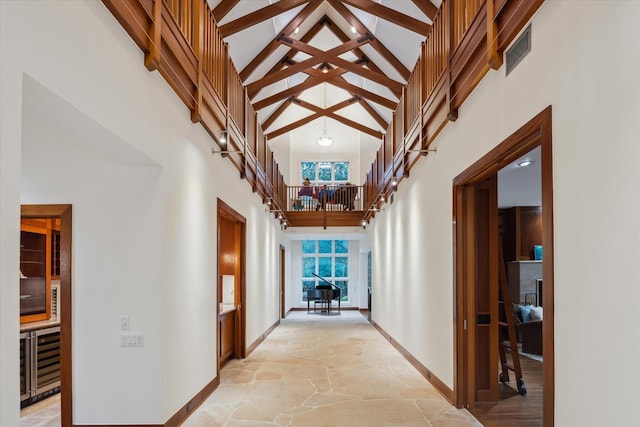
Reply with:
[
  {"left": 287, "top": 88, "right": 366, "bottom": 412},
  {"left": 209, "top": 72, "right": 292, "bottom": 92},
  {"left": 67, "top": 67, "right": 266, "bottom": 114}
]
[
  {"left": 453, "top": 107, "right": 554, "bottom": 426},
  {"left": 19, "top": 205, "right": 72, "bottom": 427},
  {"left": 280, "top": 245, "right": 286, "bottom": 318},
  {"left": 217, "top": 199, "right": 246, "bottom": 369}
]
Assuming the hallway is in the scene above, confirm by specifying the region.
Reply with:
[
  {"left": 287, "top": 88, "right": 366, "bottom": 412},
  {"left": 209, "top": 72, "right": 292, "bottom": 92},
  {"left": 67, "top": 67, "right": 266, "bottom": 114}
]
[{"left": 183, "top": 311, "right": 481, "bottom": 426}]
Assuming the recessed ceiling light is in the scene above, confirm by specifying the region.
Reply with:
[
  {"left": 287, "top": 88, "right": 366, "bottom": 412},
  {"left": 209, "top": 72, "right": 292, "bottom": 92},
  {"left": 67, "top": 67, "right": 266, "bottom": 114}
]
[
  {"left": 294, "top": 27, "right": 299, "bottom": 35},
  {"left": 351, "top": 26, "right": 357, "bottom": 34},
  {"left": 517, "top": 160, "right": 534, "bottom": 167}
]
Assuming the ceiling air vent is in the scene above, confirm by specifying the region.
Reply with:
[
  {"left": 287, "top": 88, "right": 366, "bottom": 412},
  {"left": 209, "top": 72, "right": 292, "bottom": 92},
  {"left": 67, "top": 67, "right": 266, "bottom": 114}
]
[{"left": 505, "top": 24, "right": 531, "bottom": 76}]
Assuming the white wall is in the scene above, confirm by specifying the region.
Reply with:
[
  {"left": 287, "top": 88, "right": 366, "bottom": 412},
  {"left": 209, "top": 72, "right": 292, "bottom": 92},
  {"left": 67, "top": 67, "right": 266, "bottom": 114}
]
[
  {"left": 368, "top": 1, "right": 640, "bottom": 426},
  {"left": 1, "top": 1, "right": 285, "bottom": 425}
]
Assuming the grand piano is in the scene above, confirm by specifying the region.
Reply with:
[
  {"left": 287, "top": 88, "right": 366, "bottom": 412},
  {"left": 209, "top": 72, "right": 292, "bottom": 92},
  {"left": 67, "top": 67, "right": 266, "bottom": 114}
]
[{"left": 307, "top": 273, "right": 341, "bottom": 314}]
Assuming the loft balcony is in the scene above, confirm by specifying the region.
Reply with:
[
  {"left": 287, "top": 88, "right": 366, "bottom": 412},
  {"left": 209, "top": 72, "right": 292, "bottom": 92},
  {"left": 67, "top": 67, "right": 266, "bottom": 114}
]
[
  {"left": 103, "top": 0, "right": 543, "bottom": 229},
  {"left": 280, "top": 185, "right": 365, "bottom": 228}
]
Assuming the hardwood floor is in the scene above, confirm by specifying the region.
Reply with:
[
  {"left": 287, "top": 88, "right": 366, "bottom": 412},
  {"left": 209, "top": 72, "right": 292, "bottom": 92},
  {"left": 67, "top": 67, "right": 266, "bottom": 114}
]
[{"left": 468, "top": 354, "right": 543, "bottom": 426}]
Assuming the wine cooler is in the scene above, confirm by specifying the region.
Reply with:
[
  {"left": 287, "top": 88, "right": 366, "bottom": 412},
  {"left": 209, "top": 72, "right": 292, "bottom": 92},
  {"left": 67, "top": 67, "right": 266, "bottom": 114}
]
[{"left": 20, "top": 326, "right": 61, "bottom": 407}]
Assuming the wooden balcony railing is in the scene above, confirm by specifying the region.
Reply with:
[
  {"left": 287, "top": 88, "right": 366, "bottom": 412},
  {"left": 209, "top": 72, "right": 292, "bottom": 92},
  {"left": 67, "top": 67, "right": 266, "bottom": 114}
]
[
  {"left": 284, "top": 185, "right": 365, "bottom": 228},
  {"left": 452, "top": 0, "right": 485, "bottom": 48},
  {"left": 422, "top": 2, "right": 447, "bottom": 102},
  {"left": 287, "top": 185, "right": 363, "bottom": 213},
  {"left": 164, "top": 0, "right": 195, "bottom": 48},
  {"left": 361, "top": 0, "right": 543, "bottom": 221},
  {"left": 227, "top": 59, "right": 244, "bottom": 135},
  {"left": 202, "top": 6, "right": 226, "bottom": 104},
  {"left": 102, "top": 0, "right": 543, "bottom": 227}
]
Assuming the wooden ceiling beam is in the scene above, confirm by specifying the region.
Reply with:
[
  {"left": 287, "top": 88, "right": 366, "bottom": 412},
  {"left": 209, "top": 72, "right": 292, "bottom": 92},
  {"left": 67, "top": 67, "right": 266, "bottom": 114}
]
[
  {"left": 328, "top": 77, "right": 397, "bottom": 110},
  {"left": 253, "top": 69, "right": 346, "bottom": 110},
  {"left": 327, "top": 0, "right": 410, "bottom": 80},
  {"left": 238, "top": 0, "right": 324, "bottom": 81},
  {"left": 411, "top": 0, "right": 439, "bottom": 22},
  {"left": 295, "top": 97, "right": 360, "bottom": 114},
  {"left": 298, "top": 21, "right": 390, "bottom": 130},
  {"left": 252, "top": 67, "right": 348, "bottom": 110},
  {"left": 262, "top": 99, "right": 293, "bottom": 132},
  {"left": 282, "top": 38, "right": 403, "bottom": 97},
  {"left": 261, "top": 90, "right": 356, "bottom": 134},
  {"left": 247, "top": 35, "right": 372, "bottom": 99},
  {"left": 340, "top": 0, "right": 431, "bottom": 36},
  {"left": 249, "top": 17, "right": 327, "bottom": 98},
  {"left": 304, "top": 69, "right": 390, "bottom": 129},
  {"left": 329, "top": 58, "right": 402, "bottom": 98},
  {"left": 219, "top": 0, "right": 311, "bottom": 37},
  {"left": 261, "top": 57, "right": 390, "bottom": 129},
  {"left": 266, "top": 114, "right": 320, "bottom": 139},
  {"left": 325, "top": 18, "right": 384, "bottom": 76},
  {"left": 327, "top": 112, "right": 383, "bottom": 138},
  {"left": 240, "top": 39, "right": 281, "bottom": 82},
  {"left": 359, "top": 99, "right": 388, "bottom": 130},
  {"left": 266, "top": 97, "right": 381, "bottom": 139},
  {"left": 212, "top": 0, "right": 240, "bottom": 22},
  {"left": 263, "top": 15, "right": 328, "bottom": 77}
]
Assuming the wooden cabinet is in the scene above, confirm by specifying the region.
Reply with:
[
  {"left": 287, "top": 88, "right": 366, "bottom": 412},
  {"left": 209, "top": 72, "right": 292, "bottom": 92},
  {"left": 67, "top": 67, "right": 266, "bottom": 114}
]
[
  {"left": 19, "top": 218, "right": 60, "bottom": 323},
  {"left": 220, "top": 309, "right": 236, "bottom": 364},
  {"left": 499, "top": 206, "right": 542, "bottom": 262},
  {"left": 20, "top": 221, "right": 51, "bottom": 323}
]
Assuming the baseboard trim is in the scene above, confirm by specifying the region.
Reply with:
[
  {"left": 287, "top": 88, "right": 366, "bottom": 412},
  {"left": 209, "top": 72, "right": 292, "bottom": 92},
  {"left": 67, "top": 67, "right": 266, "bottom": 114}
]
[
  {"left": 75, "top": 424, "right": 163, "bottom": 427},
  {"left": 165, "top": 376, "right": 220, "bottom": 427},
  {"left": 372, "top": 321, "right": 455, "bottom": 404},
  {"left": 246, "top": 318, "right": 280, "bottom": 356},
  {"left": 73, "top": 376, "right": 219, "bottom": 427}
]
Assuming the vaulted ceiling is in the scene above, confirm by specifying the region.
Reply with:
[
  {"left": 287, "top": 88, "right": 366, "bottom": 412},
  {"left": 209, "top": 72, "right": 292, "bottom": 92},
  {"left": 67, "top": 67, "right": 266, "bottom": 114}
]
[{"left": 209, "top": 0, "right": 439, "bottom": 157}]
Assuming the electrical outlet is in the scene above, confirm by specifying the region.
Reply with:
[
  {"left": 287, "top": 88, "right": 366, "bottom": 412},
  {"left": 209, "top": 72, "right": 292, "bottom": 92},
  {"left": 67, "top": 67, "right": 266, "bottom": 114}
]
[
  {"left": 120, "top": 316, "right": 130, "bottom": 330},
  {"left": 120, "top": 332, "right": 144, "bottom": 347}
]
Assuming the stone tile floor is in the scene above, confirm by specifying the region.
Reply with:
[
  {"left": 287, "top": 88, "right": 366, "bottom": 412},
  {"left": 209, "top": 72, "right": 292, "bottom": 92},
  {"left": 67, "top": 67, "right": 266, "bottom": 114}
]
[
  {"left": 20, "top": 393, "right": 60, "bottom": 427},
  {"left": 16, "top": 311, "right": 481, "bottom": 426},
  {"left": 183, "top": 310, "right": 481, "bottom": 426}
]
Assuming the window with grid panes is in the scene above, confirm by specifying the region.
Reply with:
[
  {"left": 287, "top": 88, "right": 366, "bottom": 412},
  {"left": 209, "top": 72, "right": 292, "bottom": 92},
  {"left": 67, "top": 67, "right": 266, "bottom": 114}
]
[{"left": 301, "top": 239, "right": 348, "bottom": 302}]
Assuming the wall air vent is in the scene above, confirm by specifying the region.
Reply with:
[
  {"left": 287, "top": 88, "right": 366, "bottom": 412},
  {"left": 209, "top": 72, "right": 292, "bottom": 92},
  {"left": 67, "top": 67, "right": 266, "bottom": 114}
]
[{"left": 505, "top": 24, "right": 531, "bottom": 76}]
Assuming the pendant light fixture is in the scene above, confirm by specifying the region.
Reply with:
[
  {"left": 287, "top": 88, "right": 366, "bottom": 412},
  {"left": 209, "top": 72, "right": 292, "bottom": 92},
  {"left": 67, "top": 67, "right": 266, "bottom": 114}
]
[{"left": 317, "top": 83, "right": 333, "bottom": 147}]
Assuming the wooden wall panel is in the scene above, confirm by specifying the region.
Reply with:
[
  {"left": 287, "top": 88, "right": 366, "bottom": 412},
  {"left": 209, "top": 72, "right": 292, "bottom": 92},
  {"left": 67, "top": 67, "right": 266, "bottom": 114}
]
[{"left": 219, "top": 216, "right": 235, "bottom": 276}]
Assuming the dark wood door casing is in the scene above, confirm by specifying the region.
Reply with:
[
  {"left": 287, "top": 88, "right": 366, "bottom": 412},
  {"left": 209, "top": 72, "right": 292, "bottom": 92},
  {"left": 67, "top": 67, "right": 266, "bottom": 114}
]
[
  {"left": 21, "top": 205, "right": 72, "bottom": 427},
  {"left": 280, "top": 245, "right": 286, "bottom": 318},
  {"left": 216, "top": 199, "right": 247, "bottom": 373},
  {"left": 453, "top": 106, "right": 554, "bottom": 426}
]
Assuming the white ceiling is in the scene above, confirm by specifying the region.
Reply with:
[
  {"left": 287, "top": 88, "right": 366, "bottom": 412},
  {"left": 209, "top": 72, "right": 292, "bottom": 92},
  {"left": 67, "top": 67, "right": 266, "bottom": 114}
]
[{"left": 498, "top": 146, "right": 541, "bottom": 208}]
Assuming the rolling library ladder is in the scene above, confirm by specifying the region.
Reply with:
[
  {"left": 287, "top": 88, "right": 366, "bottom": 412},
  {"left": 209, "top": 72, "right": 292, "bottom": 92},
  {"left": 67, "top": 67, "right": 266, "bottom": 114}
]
[{"left": 498, "top": 242, "right": 527, "bottom": 395}]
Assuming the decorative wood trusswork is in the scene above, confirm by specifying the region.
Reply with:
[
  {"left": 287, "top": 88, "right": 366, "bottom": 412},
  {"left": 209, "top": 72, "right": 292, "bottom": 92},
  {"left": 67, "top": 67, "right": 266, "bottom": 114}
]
[{"left": 102, "top": 0, "right": 544, "bottom": 228}]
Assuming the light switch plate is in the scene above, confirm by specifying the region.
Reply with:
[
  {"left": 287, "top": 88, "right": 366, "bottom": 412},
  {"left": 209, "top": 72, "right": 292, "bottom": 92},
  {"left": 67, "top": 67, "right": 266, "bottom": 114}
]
[
  {"left": 120, "top": 332, "right": 144, "bottom": 347},
  {"left": 120, "top": 316, "right": 130, "bottom": 331}
]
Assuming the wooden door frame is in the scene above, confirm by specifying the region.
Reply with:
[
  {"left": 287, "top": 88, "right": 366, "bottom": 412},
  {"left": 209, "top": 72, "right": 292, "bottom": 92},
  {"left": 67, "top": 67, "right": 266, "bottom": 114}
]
[
  {"left": 453, "top": 106, "right": 554, "bottom": 425},
  {"left": 21, "top": 204, "right": 72, "bottom": 427},
  {"left": 280, "top": 245, "right": 286, "bottom": 318},
  {"left": 216, "top": 199, "right": 246, "bottom": 371}
]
